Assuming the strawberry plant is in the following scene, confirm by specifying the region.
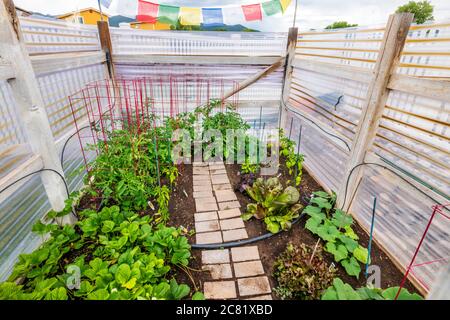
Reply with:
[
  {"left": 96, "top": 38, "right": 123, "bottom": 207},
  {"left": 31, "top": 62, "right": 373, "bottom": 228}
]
[{"left": 304, "top": 191, "right": 368, "bottom": 278}]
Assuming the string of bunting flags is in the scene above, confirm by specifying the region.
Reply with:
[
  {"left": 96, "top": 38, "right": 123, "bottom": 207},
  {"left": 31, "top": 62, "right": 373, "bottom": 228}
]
[{"left": 132, "top": 0, "right": 293, "bottom": 25}]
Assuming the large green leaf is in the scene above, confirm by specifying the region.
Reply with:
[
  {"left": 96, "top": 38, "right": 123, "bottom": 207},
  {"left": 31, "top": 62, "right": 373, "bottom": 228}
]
[
  {"left": 325, "top": 242, "right": 348, "bottom": 262},
  {"left": 87, "top": 288, "right": 110, "bottom": 300},
  {"left": 353, "top": 245, "right": 369, "bottom": 264},
  {"left": 305, "top": 216, "right": 322, "bottom": 234},
  {"left": 381, "top": 287, "right": 423, "bottom": 300},
  {"left": 115, "top": 264, "right": 131, "bottom": 285},
  {"left": 331, "top": 209, "right": 353, "bottom": 228},
  {"left": 341, "top": 257, "right": 361, "bottom": 278}
]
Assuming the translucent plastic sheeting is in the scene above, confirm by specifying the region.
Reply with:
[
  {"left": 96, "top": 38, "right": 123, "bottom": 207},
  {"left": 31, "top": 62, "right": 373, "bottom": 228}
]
[
  {"left": 19, "top": 17, "right": 101, "bottom": 55},
  {"left": 400, "top": 21, "right": 450, "bottom": 78},
  {"left": 289, "top": 67, "right": 368, "bottom": 143},
  {"left": 284, "top": 110, "right": 350, "bottom": 192},
  {"left": 0, "top": 81, "right": 33, "bottom": 180},
  {"left": 373, "top": 90, "right": 450, "bottom": 197},
  {"left": 110, "top": 28, "right": 287, "bottom": 56},
  {"left": 36, "top": 63, "right": 109, "bottom": 141},
  {"left": 115, "top": 63, "right": 283, "bottom": 102},
  {"left": 297, "top": 25, "right": 385, "bottom": 69},
  {"left": 0, "top": 175, "right": 51, "bottom": 281},
  {"left": 350, "top": 164, "right": 450, "bottom": 291}
]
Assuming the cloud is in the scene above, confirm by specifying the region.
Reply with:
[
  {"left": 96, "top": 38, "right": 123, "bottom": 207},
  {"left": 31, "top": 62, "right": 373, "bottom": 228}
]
[{"left": 12, "top": 0, "right": 450, "bottom": 31}]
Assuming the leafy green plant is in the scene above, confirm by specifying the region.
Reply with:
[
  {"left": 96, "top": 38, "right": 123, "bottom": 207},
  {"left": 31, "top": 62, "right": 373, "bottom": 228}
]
[
  {"left": 279, "top": 129, "right": 304, "bottom": 186},
  {"left": 2, "top": 206, "right": 195, "bottom": 300},
  {"left": 273, "top": 243, "right": 336, "bottom": 300},
  {"left": 242, "top": 177, "right": 302, "bottom": 233},
  {"left": 322, "top": 278, "right": 423, "bottom": 300},
  {"left": 304, "top": 191, "right": 368, "bottom": 278}
]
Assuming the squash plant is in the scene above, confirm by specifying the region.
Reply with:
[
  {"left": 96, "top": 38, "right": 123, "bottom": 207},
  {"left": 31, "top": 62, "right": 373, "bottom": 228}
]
[
  {"left": 304, "top": 191, "right": 368, "bottom": 278},
  {"left": 0, "top": 205, "right": 198, "bottom": 300},
  {"left": 321, "top": 278, "right": 422, "bottom": 300},
  {"left": 242, "top": 177, "right": 303, "bottom": 233}
]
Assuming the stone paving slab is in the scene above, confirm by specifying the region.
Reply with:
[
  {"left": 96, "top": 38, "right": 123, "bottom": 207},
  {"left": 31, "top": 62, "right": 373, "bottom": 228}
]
[
  {"left": 237, "top": 276, "right": 271, "bottom": 297},
  {"left": 196, "top": 231, "right": 222, "bottom": 244},
  {"left": 193, "top": 175, "right": 212, "bottom": 181},
  {"left": 194, "top": 211, "right": 218, "bottom": 222},
  {"left": 219, "top": 218, "right": 245, "bottom": 230},
  {"left": 210, "top": 169, "right": 227, "bottom": 175},
  {"left": 203, "top": 264, "right": 233, "bottom": 280},
  {"left": 193, "top": 162, "right": 208, "bottom": 167},
  {"left": 202, "top": 249, "right": 230, "bottom": 264},
  {"left": 193, "top": 179, "right": 211, "bottom": 187},
  {"left": 233, "top": 261, "right": 265, "bottom": 278},
  {"left": 215, "top": 190, "right": 238, "bottom": 202},
  {"left": 194, "top": 184, "right": 213, "bottom": 192},
  {"left": 211, "top": 174, "right": 230, "bottom": 185},
  {"left": 231, "top": 246, "right": 260, "bottom": 262},
  {"left": 218, "top": 208, "right": 242, "bottom": 219},
  {"left": 195, "top": 220, "right": 220, "bottom": 233},
  {"left": 195, "top": 198, "right": 219, "bottom": 212},
  {"left": 193, "top": 167, "right": 210, "bottom": 175},
  {"left": 222, "top": 228, "right": 248, "bottom": 242},
  {"left": 213, "top": 184, "right": 233, "bottom": 191},
  {"left": 204, "top": 281, "right": 237, "bottom": 300},
  {"left": 218, "top": 201, "right": 241, "bottom": 211},
  {"left": 193, "top": 191, "right": 215, "bottom": 199},
  {"left": 245, "top": 295, "right": 273, "bottom": 300}
]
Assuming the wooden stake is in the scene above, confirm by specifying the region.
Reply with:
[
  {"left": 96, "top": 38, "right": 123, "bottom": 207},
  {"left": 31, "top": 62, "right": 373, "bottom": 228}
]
[{"left": 337, "top": 13, "right": 414, "bottom": 210}]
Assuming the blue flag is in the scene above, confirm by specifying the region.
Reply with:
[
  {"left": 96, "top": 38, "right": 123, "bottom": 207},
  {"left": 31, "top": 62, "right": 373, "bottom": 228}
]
[
  {"left": 100, "top": 0, "right": 112, "bottom": 8},
  {"left": 202, "top": 8, "right": 224, "bottom": 25}
]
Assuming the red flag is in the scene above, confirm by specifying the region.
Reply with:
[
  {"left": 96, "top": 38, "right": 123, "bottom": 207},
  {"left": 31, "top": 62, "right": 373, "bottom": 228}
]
[
  {"left": 242, "top": 4, "right": 262, "bottom": 21},
  {"left": 137, "top": 0, "right": 159, "bottom": 23}
]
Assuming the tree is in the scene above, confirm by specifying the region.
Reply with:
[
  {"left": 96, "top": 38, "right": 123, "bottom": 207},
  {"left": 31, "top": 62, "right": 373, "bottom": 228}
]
[
  {"left": 396, "top": 1, "right": 434, "bottom": 24},
  {"left": 325, "top": 21, "right": 358, "bottom": 30}
]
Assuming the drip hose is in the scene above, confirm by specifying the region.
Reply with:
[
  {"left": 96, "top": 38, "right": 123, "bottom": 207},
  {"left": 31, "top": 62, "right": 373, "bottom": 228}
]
[{"left": 191, "top": 212, "right": 306, "bottom": 250}]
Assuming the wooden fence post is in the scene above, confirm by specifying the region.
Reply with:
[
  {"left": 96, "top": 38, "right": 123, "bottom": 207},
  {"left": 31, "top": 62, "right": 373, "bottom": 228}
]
[
  {"left": 0, "top": 0, "right": 74, "bottom": 224},
  {"left": 337, "top": 13, "right": 414, "bottom": 210},
  {"left": 279, "top": 27, "right": 298, "bottom": 130},
  {"left": 97, "top": 20, "right": 115, "bottom": 80}
]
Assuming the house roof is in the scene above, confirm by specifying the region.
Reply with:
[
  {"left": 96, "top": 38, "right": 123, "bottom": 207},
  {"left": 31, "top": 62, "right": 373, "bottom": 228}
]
[{"left": 57, "top": 7, "right": 110, "bottom": 19}]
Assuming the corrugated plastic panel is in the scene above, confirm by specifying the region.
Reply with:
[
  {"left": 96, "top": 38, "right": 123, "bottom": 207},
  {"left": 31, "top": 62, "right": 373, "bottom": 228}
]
[
  {"left": 350, "top": 164, "right": 449, "bottom": 291},
  {"left": 0, "top": 81, "right": 33, "bottom": 179},
  {"left": 297, "top": 26, "right": 385, "bottom": 69},
  {"left": 110, "top": 28, "right": 287, "bottom": 56},
  {"left": 19, "top": 17, "right": 101, "bottom": 55},
  {"left": 400, "top": 21, "right": 450, "bottom": 78}
]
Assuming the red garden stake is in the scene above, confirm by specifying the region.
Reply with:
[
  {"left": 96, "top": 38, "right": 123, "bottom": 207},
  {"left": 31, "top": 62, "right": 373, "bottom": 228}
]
[{"left": 394, "top": 205, "right": 444, "bottom": 300}]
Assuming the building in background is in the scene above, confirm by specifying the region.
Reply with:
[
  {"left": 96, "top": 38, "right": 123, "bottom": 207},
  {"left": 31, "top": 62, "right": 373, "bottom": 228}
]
[{"left": 57, "top": 8, "right": 109, "bottom": 25}]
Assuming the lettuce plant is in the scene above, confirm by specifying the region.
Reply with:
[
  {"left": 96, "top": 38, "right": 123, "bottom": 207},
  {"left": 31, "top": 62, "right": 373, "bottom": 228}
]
[{"left": 242, "top": 177, "right": 302, "bottom": 233}]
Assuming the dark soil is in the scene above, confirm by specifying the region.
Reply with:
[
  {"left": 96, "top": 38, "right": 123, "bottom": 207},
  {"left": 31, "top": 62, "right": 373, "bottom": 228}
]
[{"left": 226, "top": 158, "right": 418, "bottom": 299}]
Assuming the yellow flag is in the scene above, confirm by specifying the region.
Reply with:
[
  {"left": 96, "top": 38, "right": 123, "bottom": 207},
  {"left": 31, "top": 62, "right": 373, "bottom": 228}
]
[
  {"left": 279, "top": 0, "right": 292, "bottom": 13},
  {"left": 180, "top": 7, "right": 202, "bottom": 26}
]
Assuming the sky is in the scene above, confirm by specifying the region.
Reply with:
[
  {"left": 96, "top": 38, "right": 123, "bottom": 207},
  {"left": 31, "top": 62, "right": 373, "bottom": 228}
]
[{"left": 13, "top": 0, "right": 450, "bottom": 31}]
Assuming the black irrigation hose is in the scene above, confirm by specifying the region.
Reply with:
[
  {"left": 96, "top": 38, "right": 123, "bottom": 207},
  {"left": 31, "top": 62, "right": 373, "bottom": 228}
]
[
  {"left": 281, "top": 100, "right": 351, "bottom": 152},
  {"left": 191, "top": 212, "right": 306, "bottom": 250},
  {"left": 60, "top": 125, "right": 90, "bottom": 169},
  {"left": 340, "top": 162, "right": 448, "bottom": 211}
]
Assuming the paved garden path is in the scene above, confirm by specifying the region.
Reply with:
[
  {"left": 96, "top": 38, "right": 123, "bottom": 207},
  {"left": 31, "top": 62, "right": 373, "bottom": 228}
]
[{"left": 192, "top": 162, "right": 273, "bottom": 300}]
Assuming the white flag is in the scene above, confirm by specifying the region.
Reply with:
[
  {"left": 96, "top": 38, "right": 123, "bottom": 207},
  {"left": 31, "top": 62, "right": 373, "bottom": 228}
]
[
  {"left": 223, "top": 6, "right": 245, "bottom": 25},
  {"left": 113, "top": 0, "right": 138, "bottom": 18},
  {"left": 100, "top": 0, "right": 113, "bottom": 9}
]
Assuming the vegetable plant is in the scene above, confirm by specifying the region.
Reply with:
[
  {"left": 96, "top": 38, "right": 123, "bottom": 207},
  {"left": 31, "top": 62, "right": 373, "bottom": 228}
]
[
  {"left": 279, "top": 129, "right": 304, "bottom": 186},
  {"left": 321, "top": 278, "right": 423, "bottom": 300},
  {"left": 273, "top": 243, "right": 336, "bottom": 300},
  {"left": 242, "top": 177, "right": 303, "bottom": 233},
  {"left": 304, "top": 191, "right": 368, "bottom": 278}
]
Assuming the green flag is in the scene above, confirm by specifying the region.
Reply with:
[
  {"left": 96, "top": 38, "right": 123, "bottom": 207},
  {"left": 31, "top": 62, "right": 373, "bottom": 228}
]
[
  {"left": 158, "top": 4, "right": 180, "bottom": 25},
  {"left": 262, "top": 0, "right": 282, "bottom": 16}
]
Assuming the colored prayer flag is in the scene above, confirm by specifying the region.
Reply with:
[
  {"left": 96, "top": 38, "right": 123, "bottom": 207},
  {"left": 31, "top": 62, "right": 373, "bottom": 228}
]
[
  {"left": 158, "top": 4, "right": 180, "bottom": 25},
  {"left": 100, "top": 0, "right": 112, "bottom": 8},
  {"left": 222, "top": 6, "right": 244, "bottom": 25},
  {"left": 180, "top": 7, "right": 201, "bottom": 26},
  {"left": 202, "top": 8, "right": 223, "bottom": 25},
  {"left": 262, "top": 0, "right": 282, "bottom": 16},
  {"left": 242, "top": 4, "right": 263, "bottom": 21},
  {"left": 137, "top": 0, "right": 158, "bottom": 23},
  {"left": 279, "top": 0, "right": 292, "bottom": 13}
]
